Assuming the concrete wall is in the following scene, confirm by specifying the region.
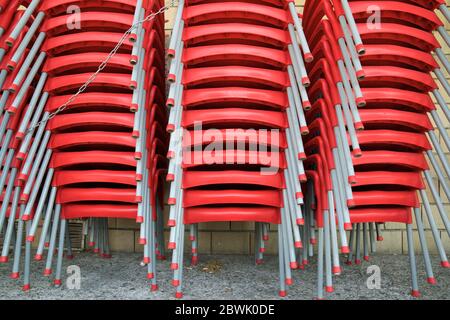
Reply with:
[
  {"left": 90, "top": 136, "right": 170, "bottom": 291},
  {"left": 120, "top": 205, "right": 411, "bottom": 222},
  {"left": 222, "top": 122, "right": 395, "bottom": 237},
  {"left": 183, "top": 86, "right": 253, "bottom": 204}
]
[{"left": 106, "top": 0, "right": 450, "bottom": 255}]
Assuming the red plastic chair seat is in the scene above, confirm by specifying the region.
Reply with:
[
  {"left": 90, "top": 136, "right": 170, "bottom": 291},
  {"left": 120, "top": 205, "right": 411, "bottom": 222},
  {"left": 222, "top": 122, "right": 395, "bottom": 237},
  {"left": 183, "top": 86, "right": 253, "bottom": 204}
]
[
  {"left": 350, "top": 1, "right": 442, "bottom": 31},
  {"left": 183, "top": 2, "right": 291, "bottom": 27},
  {"left": 182, "top": 129, "right": 287, "bottom": 150},
  {"left": 183, "top": 44, "right": 289, "bottom": 68},
  {"left": 356, "top": 23, "right": 440, "bottom": 52},
  {"left": 349, "top": 207, "right": 412, "bottom": 224},
  {"left": 360, "top": 44, "right": 438, "bottom": 72},
  {"left": 42, "top": 32, "right": 134, "bottom": 56},
  {"left": 183, "top": 87, "right": 288, "bottom": 110},
  {"left": 184, "top": 206, "right": 281, "bottom": 224},
  {"left": 352, "top": 150, "right": 429, "bottom": 171},
  {"left": 50, "top": 151, "right": 137, "bottom": 169},
  {"left": 182, "top": 170, "right": 285, "bottom": 189},
  {"left": 359, "top": 109, "right": 433, "bottom": 132},
  {"left": 360, "top": 66, "right": 436, "bottom": 92},
  {"left": 61, "top": 203, "right": 137, "bottom": 220},
  {"left": 183, "top": 189, "right": 283, "bottom": 208},
  {"left": 41, "top": 12, "right": 134, "bottom": 36},
  {"left": 352, "top": 190, "right": 420, "bottom": 207},
  {"left": 52, "top": 170, "right": 137, "bottom": 187},
  {"left": 57, "top": 187, "right": 138, "bottom": 204},
  {"left": 49, "top": 131, "right": 136, "bottom": 150},
  {"left": 361, "top": 88, "right": 435, "bottom": 112},
  {"left": 47, "top": 112, "right": 134, "bottom": 132},
  {"left": 183, "top": 23, "right": 290, "bottom": 48},
  {"left": 45, "top": 93, "right": 133, "bottom": 112},
  {"left": 185, "top": 0, "right": 285, "bottom": 8},
  {"left": 43, "top": 52, "right": 133, "bottom": 75},
  {"left": 44, "top": 73, "right": 133, "bottom": 94},
  {"left": 183, "top": 66, "right": 289, "bottom": 89},
  {"left": 38, "top": 0, "right": 139, "bottom": 15},
  {"left": 355, "top": 129, "right": 432, "bottom": 151},
  {"left": 182, "top": 149, "right": 286, "bottom": 169},
  {"left": 352, "top": 171, "right": 425, "bottom": 190},
  {"left": 182, "top": 108, "right": 288, "bottom": 129}
]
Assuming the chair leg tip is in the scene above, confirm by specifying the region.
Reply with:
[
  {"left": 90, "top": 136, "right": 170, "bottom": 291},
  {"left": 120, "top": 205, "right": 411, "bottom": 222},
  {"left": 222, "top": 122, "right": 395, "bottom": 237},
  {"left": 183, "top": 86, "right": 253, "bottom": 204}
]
[
  {"left": 172, "top": 280, "right": 180, "bottom": 287},
  {"left": 10, "top": 272, "right": 19, "bottom": 279},
  {"left": 54, "top": 279, "right": 62, "bottom": 287},
  {"left": 325, "top": 286, "right": 334, "bottom": 293},
  {"left": 175, "top": 292, "right": 183, "bottom": 299},
  {"left": 441, "top": 261, "right": 450, "bottom": 268},
  {"left": 278, "top": 290, "right": 287, "bottom": 297},
  {"left": 411, "top": 290, "right": 421, "bottom": 298},
  {"left": 151, "top": 284, "right": 159, "bottom": 292},
  {"left": 43, "top": 269, "right": 52, "bottom": 276},
  {"left": 22, "top": 284, "right": 30, "bottom": 291},
  {"left": 332, "top": 266, "right": 341, "bottom": 275},
  {"left": 427, "top": 277, "right": 437, "bottom": 285}
]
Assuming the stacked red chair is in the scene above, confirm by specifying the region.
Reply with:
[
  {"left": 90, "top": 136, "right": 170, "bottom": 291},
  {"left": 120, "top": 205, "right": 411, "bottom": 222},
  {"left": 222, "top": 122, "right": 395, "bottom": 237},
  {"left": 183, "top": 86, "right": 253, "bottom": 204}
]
[
  {"left": 302, "top": 0, "right": 450, "bottom": 299},
  {"left": 0, "top": 0, "right": 168, "bottom": 292},
  {"left": 166, "top": 0, "right": 314, "bottom": 298}
]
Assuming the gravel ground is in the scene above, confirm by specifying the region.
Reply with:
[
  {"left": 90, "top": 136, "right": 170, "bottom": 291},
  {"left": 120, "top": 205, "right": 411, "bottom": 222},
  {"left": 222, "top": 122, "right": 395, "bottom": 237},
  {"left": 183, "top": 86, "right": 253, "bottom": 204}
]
[{"left": 0, "top": 252, "right": 448, "bottom": 300}]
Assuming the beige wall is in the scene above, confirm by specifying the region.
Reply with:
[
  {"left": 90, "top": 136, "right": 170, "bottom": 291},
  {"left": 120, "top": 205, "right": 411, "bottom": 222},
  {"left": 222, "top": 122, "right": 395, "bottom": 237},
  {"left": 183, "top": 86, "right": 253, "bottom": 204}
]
[{"left": 106, "top": 0, "right": 450, "bottom": 255}]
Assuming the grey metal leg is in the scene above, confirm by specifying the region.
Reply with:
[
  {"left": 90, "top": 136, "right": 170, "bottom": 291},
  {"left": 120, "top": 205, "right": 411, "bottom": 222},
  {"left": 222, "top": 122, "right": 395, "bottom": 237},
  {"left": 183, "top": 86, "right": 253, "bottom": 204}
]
[
  {"left": 355, "top": 224, "right": 361, "bottom": 264},
  {"left": 423, "top": 170, "right": 450, "bottom": 237},
  {"left": 324, "top": 210, "right": 333, "bottom": 293},
  {"left": 406, "top": 224, "right": 420, "bottom": 297},
  {"left": 54, "top": 219, "right": 66, "bottom": 287},
  {"left": 44, "top": 204, "right": 61, "bottom": 276},
  {"left": 0, "top": 168, "right": 17, "bottom": 233},
  {"left": 439, "top": 4, "right": 450, "bottom": 23},
  {"left": 5, "top": 0, "right": 41, "bottom": 46},
  {"left": 11, "top": 204, "right": 26, "bottom": 279},
  {"left": 0, "top": 186, "right": 21, "bottom": 261},
  {"left": 369, "top": 222, "right": 376, "bottom": 253},
  {"left": 413, "top": 207, "right": 435, "bottom": 284},
  {"left": 363, "top": 223, "right": 369, "bottom": 261},
  {"left": 420, "top": 190, "right": 449, "bottom": 267},
  {"left": 316, "top": 226, "right": 325, "bottom": 299},
  {"left": 65, "top": 223, "right": 73, "bottom": 259},
  {"left": 23, "top": 220, "right": 32, "bottom": 291},
  {"left": 346, "top": 227, "right": 355, "bottom": 265},
  {"left": 278, "top": 226, "right": 287, "bottom": 297},
  {"left": 35, "top": 187, "right": 57, "bottom": 260}
]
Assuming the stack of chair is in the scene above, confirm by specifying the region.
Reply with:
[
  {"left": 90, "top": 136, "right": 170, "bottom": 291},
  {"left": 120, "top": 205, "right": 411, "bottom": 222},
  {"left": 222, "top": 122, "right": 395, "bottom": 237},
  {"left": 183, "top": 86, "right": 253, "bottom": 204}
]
[
  {"left": 296, "top": 0, "right": 367, "bottom": 300},
  {"left": 0, "top": 0, "right": 168, "bottom": 292},
  {"left": 302, "top": 0, "right": 450, "bottom": 299},
  {"left": 165, "top": 0, "right": 313, "bottom": 298}
]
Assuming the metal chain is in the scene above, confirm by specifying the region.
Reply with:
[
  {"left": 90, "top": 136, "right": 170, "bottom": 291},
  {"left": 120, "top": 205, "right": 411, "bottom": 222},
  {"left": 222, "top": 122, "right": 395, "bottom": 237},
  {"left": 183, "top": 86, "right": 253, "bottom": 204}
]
[{"left": 28, "top": 0, "right": 176, "bottom": 133}]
